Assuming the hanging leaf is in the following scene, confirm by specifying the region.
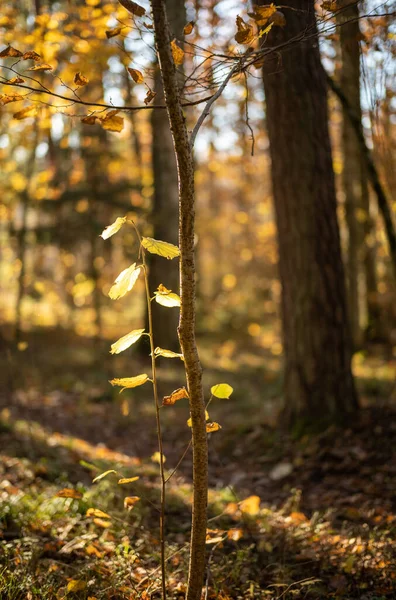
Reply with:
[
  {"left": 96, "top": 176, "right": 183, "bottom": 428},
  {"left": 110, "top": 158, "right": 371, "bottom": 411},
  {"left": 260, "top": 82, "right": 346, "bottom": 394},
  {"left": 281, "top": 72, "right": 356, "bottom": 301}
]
[
  {"left": 7, "top": 76, "right": 25, "bottom": 84},
  {"left": 118, "top": 476, "right": 139, "bottom": 484},
  {"left": 141, "top": 237, "right": 180, "bottom": 259},
  {"left": 124, "top": 496, "right": 141, "bottom": 510},
  {"left": 13, "top": 105, "right": 37, "bottom": 120},
  {"left": 211, "top": 383, "right": 233, "bottom": 398},
  {"left": 248, "top": 3, "right": 276, "bottom": 26},
  {"left": 74, "top": 72, "right": 89, "bottom": 86},
  {"left": 151, "top": 452, "right": 166, "bottom": 464},
  {"left": 162, "top": 387, "right": 189, "bottom": 406},
  {"left": 235, "top": 15, "right": 255, "bottom": 45},
  {"left": 100, "top": 113, "right": 124, "bottom": 133},
  {"left": 183, "top": 21, "right": 195, "bottom": 35},
  {"left": 187, "top": 410, "right": 210, "bottom": 427},
  {"left": 127, "top": 68, "right": 144, "bottom": 83},
  {"left": 171, "top": 39, "right": 184, "bottom": 65},
  {"left": 55, "top": 488, "right": 83, "bottom": 499},
  {"left": 67, "top": 580, "right": 86, "bottom": 593},
  {"left": 257, "top": 22, "right": 274, "bottom": 40},
  {"left": 110, "top": 328, "right": 145, "bottom": 354},
  {"left": 27, "top": 63, "right": 53, "bottom": 71},
  {"left": 143, "top": 87, "right": 156, "bottom": 105},
  {"left": 206, "top": 422, "right": 222, "bottom": 433},
  {"left": 118, "top": 0, "right": 146, "bottom": 17},
  {"left": 100, "top": 216, "right": 127, "bottom": 240},
  {"left": 81, "top": 115, "right": 97, "bottom": 125},
  {"left": 108, "top": 263, "right": 141, "bottom": 300},
  {"left": 86, "top": 508, "right": 111, "bottom": 519},
  {"left": 110, "top": 374, "right": 149, "bottom": 393},
  {"left": 154, "top": 284, "right": 181, "bottom": 307},
  {"left": 0, "top": 45, "right": 23, "bottom": 58},
  {"left": 106, "top": 27, "right": 123, "bottom": 38},
  {"left": 92, "top": 469, "right": 117, "bottom": 483},
  {"left": 0, "top": 93, "right": 24, "bottom": 105},
  {"left": 22, "top": 50, "right": 41, "bottom": 61},
  {"left": 154, "top": 347, "right": 184, "bottom": 360}
]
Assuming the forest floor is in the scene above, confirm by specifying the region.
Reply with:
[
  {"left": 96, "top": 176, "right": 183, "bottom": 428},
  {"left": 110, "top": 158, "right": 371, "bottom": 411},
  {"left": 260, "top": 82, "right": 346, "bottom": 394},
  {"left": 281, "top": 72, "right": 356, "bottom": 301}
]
[{"left": 0, "top": 328, "right": 396, "bottom": 599}]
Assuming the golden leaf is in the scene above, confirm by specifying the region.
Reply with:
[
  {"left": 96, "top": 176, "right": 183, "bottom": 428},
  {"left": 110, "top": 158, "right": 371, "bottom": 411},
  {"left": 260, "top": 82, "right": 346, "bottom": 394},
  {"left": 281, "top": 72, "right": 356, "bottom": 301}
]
[
  {"left": 154, "top": 347, "right": 184, "bottom": 359},
  {"left": 86, "top": 544, "right": 102, "bottom": 557},
  {"left": 227, "top": 528, "right": 243, "bottom": 541},
  {"left": 27, "top": 63, "right": 53, "bottom": 71},
  {"left": 86, "top": 508, "right": 111, "bottom": 519},
  {"left": 211, "top": 383, "right": 233, "bottom": 398},
  {"left": 127, "top": 68, "right": 144, "bottom": 83},
  {"left": 93, "top": 518, "right": 111, "bottom": 528},
  {"left": 100, "top": 113, "right": 124, "bottom": 133},
  {"left": 0, "top": 93, "right": 24, "bottom": 105},
  {"left": 0, "top": 45, "right": 23, "bottom": 58},
  {"left": 240, "top": 495, "right": 261, "bottom": 516},
  {"left": 143, "top": 88, "right": 156, "bottom": 105},
  {"left": 249, "top": 3, "right": 276, "bottom": 26},
  {"left": 106, "top": 27, "right": 123, "bottom": 38},
  {"left": 74, "top": 72, "right": 89, "bottom": 86},
  {"left": 13, "top": 105, "right": 37, "bottom": 120},
  {"left": 154, "top": 284, "right": 181, "bottom": 308},
  {"left": 110, "top": 329, "right": 145, "bottom": 354},
  {"left": 171, "top": 39, "right": 184, "bottom": 65},
  {"left": 162, "top": 386, "right": 189, "bottom": 406},
  {"left": 81, "top": 115, "right": 97, "bottom": 125},
  {"left": 235, "top": 15, "right": 255, "bottom": 45},
  {"left": 118, "top": 476, "right": 139, "bottom": 484},
  {"left": 22, "top": 50, "right": 41, "bottom": 61},
  {"left": 206, "top": 422, "right": 222, "bottom": 433},
  {"left": 118, "top": 0, "right": 145, "bottom": 17},
  {"left": 187, "top": 410, "right": 209, "bottom": 427},
  {"left": 142, "top": 237, "right": 180, "bottom": 259},
  {"left": 151, "top": 452, "right": 166, "bottom": 464},
  {"left": 92, "top": 469, "right": 117, "bottom": 483},
  {"left": 67, "top": 580, "right": 86, "bottom": 593},
  {"left": 184, "top": 21, "right": 195, "bottom": 35},
  {"left": 55, "top": 488, "right": 83, "bottom": 499},
  {"left": 124, "top": 496, "right": 140, "bottom": 510},
  {"left": 108, "top": 263, "right": 141, "bottom": 300},
  {"left": 109, "top": 374, "right": 149, "bottom": 393},
  {"left": 100, "top": 216, "right": 127, "bottom": 240},
  {"left": 7, "top": 76, "right": 25, "bottom": 84}
]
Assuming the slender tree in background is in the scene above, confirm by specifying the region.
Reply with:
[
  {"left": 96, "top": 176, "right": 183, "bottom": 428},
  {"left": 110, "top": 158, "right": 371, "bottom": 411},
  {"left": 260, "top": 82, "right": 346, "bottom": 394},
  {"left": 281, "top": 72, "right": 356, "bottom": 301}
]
[
  {"left": 260, "top": 0, "right": 358, "bottom": 428},
  {"left": 148, "top": 0, "right": 185, "bottom": 350},
  {"left": 337, "top": 0, "right": 379, "bottom": 346}
]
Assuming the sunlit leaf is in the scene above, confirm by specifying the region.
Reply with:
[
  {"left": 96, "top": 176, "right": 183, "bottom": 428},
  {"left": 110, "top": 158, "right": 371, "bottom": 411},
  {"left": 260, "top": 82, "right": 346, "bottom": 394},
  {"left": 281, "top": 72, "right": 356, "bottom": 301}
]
[
  {"left": 154, "top": 284, "right": 181, "bottom": 308},
  {"left": 118, "top": 476, "right": 139, "bottom": 484},
  {"left": 154, "top": 347, "right": 183, "bottom": 360},
  {"left": 162, "top": 386, "right": 189, "bottom": 406},
  {"left": 93, "top": 518, "right": 111, "bottom": 528},
  {"left": 92, "top": 469, "right": 117, "bottom": 483},
  {"left": 235, "top": 15, "right": 255, "bottom": 44},
  {"left": 240, "top": 495, "right": 261, "bottom": 516},
  {"left": 13, "top": 105, "right": 37, "bottom": 120},
  {"left": 0, "top": 45, "right": 23, "bottom": 58},
  {"left": 27, "top": 63, "right": 53, "bottom": 71},
  {"left": 142, "top": 237, "right": 180, "bottom": 259},
  {"left": 151, "top": 451, "right": 166, "bottom": 464},
  {"left": 211, "top": 383, "right": 233, "bottom": 398},
  {"left": 124, "top": 496, "right": 140, "bottom": 510},
  {"left": 118, "top": 0, "right": 146, "bottom": 16},
  {"left": 144, "top": 88, "right": 156, "bottom": 105},
  {"left": 108, "top": 263, "right": 141, "bottom": 300},
  {"left": 86, "top": 508, "right": 111, "bottom": 519},
  {"left": 206, "top": 422, "right": 222, "bottom": 433},
  {"left": 248, "top": 3, "right": 276, "bottom": 26},
  {"left": 0, "top": 93, "right": 24, "bottom": 105},
  {"left": 74, "top": 72, "right": 89, "bottom": 86},
  {"left": 110, "top": 374, "right": 149, "bottom": 393},
  {"left": 171, "top": 39, "right": 184, "bottom": 65},
  {"left": 110, "top": 328, "right": 145, "bottom": 354},
  {"left": 106, "top": 27, "right": 123, "bottom": 38},
  {"left": 127, "top": 68, "right": 144, "bottom": 83},
  {"left": 6, "top": 76, "right": 25, "bottom": 84},
  {"left": 22, "top": 50, "right": 41, "bottom": 61},
  {"left": 55, "top": 488, "right": 83, "bottom": 499},
  {"left": 100, "top": 112, "right": 124, "bottom": 133},
  {"left": 100, "top": 216, "right": 127, "bottom": 240},
  {"left": 67, "top": 580, "right": 86, "bottom": 593},
  {"left": 184, "top": 21, "right": 195, "bottom": 35}
]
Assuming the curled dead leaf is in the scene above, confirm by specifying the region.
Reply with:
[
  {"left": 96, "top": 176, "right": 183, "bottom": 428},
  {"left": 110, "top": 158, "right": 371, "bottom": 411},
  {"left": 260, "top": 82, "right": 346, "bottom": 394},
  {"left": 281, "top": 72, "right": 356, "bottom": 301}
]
[
  {"left": 55, "top": 488, "right": 83, "bottom": 499},
  {"left": 184, "top": 21, "right": 195, "bottom": 35},
  {"left": 127, "top": 68, "right": 144, "bottom": 83},
  {"left": 144, "top": 88, "right": 156, "bottom": 105},
  {"left": 163, "top": 387, "right": 189, "bottom": 406},
  {"left": 74, "top": 72, "right": 89, "bottom": 86},
  {"left": 0, "top": 45, "right": 23, "bottom": 58},
  {"left": 118, "top": 0, "right": 145, "bottom": 16}
]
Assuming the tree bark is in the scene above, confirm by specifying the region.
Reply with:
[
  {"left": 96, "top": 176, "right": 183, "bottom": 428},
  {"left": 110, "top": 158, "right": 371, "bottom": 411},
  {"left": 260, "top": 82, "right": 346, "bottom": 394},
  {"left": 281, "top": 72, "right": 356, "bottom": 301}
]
[
  {"left": 260, "top": 0, "right": 358, "bottom": 429},
  {"left": 150, "top": 1, "right": 208, "bottom": 599},
  {"left": 148, "top": 0, "right": 185, "bottom": 350}
]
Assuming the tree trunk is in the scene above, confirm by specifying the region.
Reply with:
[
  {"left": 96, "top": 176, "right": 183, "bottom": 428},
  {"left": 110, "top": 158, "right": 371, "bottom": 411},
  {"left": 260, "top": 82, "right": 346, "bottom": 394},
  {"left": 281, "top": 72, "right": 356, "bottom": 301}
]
[
  {"left": 261, "top": 0, "right": 358, "bottom": 429},
  {"left": 150, "top": 1, "right": 208, "bottom": 599},
  {"left": 148, "top": 0, "right": 185, "bottom": 350}
]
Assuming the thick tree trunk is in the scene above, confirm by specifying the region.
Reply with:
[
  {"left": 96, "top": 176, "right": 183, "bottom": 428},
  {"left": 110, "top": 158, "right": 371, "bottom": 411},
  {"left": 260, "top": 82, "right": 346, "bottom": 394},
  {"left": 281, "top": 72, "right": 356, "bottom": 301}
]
[
  {"left": 148, "top": 0, "right": 185, "bottom": 350},
  {"left": 261, "top": 0, "right": 358, "bottom": 429}
]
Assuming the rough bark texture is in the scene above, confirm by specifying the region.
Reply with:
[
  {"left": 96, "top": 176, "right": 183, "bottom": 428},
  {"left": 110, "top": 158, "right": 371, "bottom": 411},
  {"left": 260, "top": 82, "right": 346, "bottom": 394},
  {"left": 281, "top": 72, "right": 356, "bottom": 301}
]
[
  {"left": 151, "top": 1, "right": 208, "bottom": 599},
  {"left": 149, "top": 0, "right": 185, "bottom": 350},
  {"left": 260, "top": 0, "right": 358, "bottom": 428}
]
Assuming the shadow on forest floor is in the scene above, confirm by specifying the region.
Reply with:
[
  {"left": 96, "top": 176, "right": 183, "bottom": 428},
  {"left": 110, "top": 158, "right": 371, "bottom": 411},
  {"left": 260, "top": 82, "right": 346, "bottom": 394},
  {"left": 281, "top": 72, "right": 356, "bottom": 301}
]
[{"left": 0, "top": 328, "right": 396, "bottom": 598}]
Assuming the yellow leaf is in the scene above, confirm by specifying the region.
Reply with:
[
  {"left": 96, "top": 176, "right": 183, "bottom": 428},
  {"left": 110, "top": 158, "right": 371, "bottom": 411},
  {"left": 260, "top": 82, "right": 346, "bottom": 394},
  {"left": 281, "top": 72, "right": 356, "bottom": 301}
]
[
  {"left": 154, "top": 287, "right": 181, "bottom": 308},
  {"left": 184, "top": 21, "right": 195, "bottom": 35},
  {"left": 55, "top": 488, "right": 82, "bottom": 499},
  {"left": 118, "top": 476, "right": 139, "bottom": 484},
  {"left": 248, "top": 3, "right": 276, "bottom": 26},
  {"left": 22, "top": 50, "right": 41, "bottom": 61},
  {"left": 86, "top": 508, "right": 111, "bottom": 519},
  {"left": 171, "top": 39, "right": 184, "bottom": 65},
  {"left": 106, "top": 27, "right": 123, "bottom": 38},
  {"left": 110, "top": 328, "right": 145, "bottom": 354},
  {"left": 0, "top": 93, "right": 24, "bottom": 105},
  {"left": 127, "top": 68, "right": 144, "bottom": 83},
  {"left": 154, "top": 347, "right": 183, "bottom": 359},
  {"left": 141, "top": 236, "right": 180, "bottom": 259},
  {"left": 74, "top": 72, "right": 89, "bottom": 86},
  {"left": 92, "top": 469, "right": 117, "bottom": 483},
  {"left": 187, "top": 410, "right": 209, "bottom": 427},
  {"left": 86, "top": 545, "right": 102, "bottom": 558},
  {"left": 124, "top": 496, "right": 140, "bottom": 510},
  {"left": 162, "top": 387, "right": 189, "bottom": 406},
  {"left": 144, "top": 88, "right": 156, "bottom": 105},
  {"left": 13, "top": 105, "right": 37, "bottom": 120},
  {"left": 67, "top": 580, "right": 86, "bottom": 593},
  {"left": 240, "top": 495, "right": 260, "bottom": 516},
  {"left": 109, "top": 374, "right": 149, "bottom": 393},
  {"left": 100, "top": 113, "right": 124, "bottom": 133},
  {"left": 81, "top": 115, "right": 97, "bottom": 125},
  {"left": 6, "top": 76, "right": 25, "bottom": 84},
  {"left": 206, "top": 422, "right": 222, "bottom": 433},
  {"left": 151, "top": 451, "right": 166, "bottom": 464},
  {"left": 118, "top": 0, "right": 146, "bottom": 16},
  {"left": 235, "top": 15, "right": 255, "bottom": 45},
  {"left": 93, "top": 518, "right": 111, "bottom": 528},
  {"left": 0, "top": 45, "right": 23, "bottom": 58},
  {"left": 27, "top": 63, "right": 53, "bottom": 71},
  {"left": 100, "top": 216, "right": 127, "bottom": 240},
  {"left": 108, "top": 263, "right": 141, "bottom": 300},
  {"left": 211, "top": 383, "right": 233, "bottom": 398}
]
